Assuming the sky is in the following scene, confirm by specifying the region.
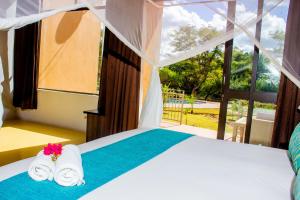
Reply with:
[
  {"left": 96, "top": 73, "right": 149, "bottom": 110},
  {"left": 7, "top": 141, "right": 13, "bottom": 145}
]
[{"left": 159, "top": 0, "right": 290, "bottom": 75}]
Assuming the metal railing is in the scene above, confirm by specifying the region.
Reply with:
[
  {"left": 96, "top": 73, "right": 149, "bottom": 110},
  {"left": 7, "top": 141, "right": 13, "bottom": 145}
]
[{"left": 162, "top": 88, "right": 185, "bottom": 124}]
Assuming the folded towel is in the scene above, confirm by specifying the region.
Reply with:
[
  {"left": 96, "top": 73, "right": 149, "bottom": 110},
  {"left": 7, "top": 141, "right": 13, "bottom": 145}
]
[
  {"left": 54, "top": 144, "right": 85, "bottom": 186},
  {"left": 28, "top": 151, "right": 55, "bottom": 181}
]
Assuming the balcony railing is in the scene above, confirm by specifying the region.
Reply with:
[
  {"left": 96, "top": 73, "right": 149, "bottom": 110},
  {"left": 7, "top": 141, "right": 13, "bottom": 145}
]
[{"left": 162, "top": 88, "right": 185, "bottom": 125}]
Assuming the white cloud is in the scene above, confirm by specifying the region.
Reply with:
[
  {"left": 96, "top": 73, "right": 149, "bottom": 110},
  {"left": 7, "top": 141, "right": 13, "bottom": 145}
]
[
  {"left": 208, "top": 14, "right": 226, "bottom": 30},
  {"left": 265, "top": 0, "right": 289, "bottom": 8},
  {"left": 162, "top": 6, "right": 207, "bottom": 29},
  {"left": 234, "top": 10, "right": 287, "bottom": 52},
  {"left": 160, "top": 6, "right": 227, "bottom": 60},
  {"left": 261, "top": 13, "right": 286, "bottom": 41},
  {"left": 159, "top": 2, "right": 288, "bottom": 66},
  {"left": 235, "top": 3, "right": 257, "bottom": 24},
  {"left": 160, "top": 6, "right": 207, "bottom": 60}
]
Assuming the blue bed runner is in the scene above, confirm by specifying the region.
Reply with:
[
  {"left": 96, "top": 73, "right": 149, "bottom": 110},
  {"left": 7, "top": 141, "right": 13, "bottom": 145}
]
[{"left": 0, "top": 129, "right": 192, "bottom": 200}]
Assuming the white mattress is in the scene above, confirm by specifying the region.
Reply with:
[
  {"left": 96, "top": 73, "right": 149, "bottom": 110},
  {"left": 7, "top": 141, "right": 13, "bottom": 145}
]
[{"left": 0, "top": 128, "right": 295, "bottom": 200}]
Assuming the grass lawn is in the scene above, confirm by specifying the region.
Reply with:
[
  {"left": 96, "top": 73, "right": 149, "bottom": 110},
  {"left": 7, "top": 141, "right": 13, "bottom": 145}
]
[
  {"left": 182, "top": 113, "right": 221, "bottom": 131},
  {"left": 163, "top": 108, "right": 235, "bottom": 132}
]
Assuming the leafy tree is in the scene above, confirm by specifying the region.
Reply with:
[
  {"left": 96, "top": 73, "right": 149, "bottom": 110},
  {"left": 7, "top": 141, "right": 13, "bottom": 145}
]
[
  {"left": 160, "top": 25, "right": 280, "bottom": 101},
  {"left": 269, "top": 30, "right": 285, "bottom": 54},
  {"left": 171, "top": 25, "right": 198, "bottom": 51},
  {"left": 199, "top": 66, "right": 223, "bottom": 100},
  {"left": 230, "top": 47, "right": 252, "bottom": 90},
  {"left": 160, "top": 67, "right": 182, "bottom": 88},
  {"left": 164, "top": 25, "right": 224, "bottom": 99},
  {"left": 189, "top": 46, "right": 223, "bottom": 96},
  {"left": 198, "top": 27, "right": 220, "bottom": 43},
  {"left": 256, "top": 54, "right": 279, "bottom": 92},
  {"left": 170, "top": 25, "right": 221, "bottom": 52},
  {"left": 230, "top": 48, "right": 279, "bottom": 92}
]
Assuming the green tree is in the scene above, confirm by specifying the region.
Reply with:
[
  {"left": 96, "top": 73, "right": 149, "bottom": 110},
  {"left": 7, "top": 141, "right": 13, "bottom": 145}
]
[
  {"left": 162, "top": 25, "right": 224, "bottom": 99},
  {"left": 171, "top": 25, "right": 198, "bottom": 51},
  {"left": 160, "top": 25, "right": 281, "bottom": 100},
  {"left": 199, "top": 66, "right": 223, "bottom": 100},
  {"left": 256, "top": 54, "right": 279, "bottom": 92},
  {"left": 230, "top": 47, "right": 252, "bottom": 90},
  {"left": 230, "top": 48, "right": 279, "bottom": 92},
  {"left": 269, "top": 30, "right": 285, "bottom": 54},
  {"left": 170, "top": 26, "right": 221, "bottom": 52}
]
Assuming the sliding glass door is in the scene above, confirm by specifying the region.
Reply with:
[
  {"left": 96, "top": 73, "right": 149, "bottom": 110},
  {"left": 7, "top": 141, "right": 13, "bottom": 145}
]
[{"left": 217, "top": 0, "right": 290, "bottom": 146}]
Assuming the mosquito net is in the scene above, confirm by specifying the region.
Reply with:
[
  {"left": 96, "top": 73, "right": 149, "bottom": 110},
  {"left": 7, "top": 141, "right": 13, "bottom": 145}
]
[{"left": 0, "top": 0, "right": 294, "bottom": 127}]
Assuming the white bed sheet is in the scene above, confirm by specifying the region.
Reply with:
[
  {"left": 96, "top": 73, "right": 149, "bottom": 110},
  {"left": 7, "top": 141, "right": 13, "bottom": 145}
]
[{"left": 0, "top": 128, "right": 295, "bottom": 200}]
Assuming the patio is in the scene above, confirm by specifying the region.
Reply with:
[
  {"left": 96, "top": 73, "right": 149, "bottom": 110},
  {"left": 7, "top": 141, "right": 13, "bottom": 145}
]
[{"left": 161, "top": 121, "right": 240, "bottom": 142}]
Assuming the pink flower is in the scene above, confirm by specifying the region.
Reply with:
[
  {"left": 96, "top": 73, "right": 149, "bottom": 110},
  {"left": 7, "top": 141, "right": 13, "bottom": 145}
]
[
  {"left": 43, "top": 143, "right": 62, "bottom": 156},
  {"left": 43, "top": 146, "right": 52, "bottom": 155},
  {"left": 52, "top": 144, "right": 62, "bottom": 155}
]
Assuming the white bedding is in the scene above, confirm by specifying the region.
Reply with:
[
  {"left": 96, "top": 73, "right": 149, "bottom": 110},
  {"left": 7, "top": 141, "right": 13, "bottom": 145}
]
[{"left": 0, "top": 128, "right": 295, "bottom": 200}]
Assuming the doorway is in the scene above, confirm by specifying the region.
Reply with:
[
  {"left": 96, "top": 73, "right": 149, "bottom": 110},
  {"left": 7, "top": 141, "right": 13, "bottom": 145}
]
[{"left": 217, "top": 0, "right": 290, "bottom": 146}]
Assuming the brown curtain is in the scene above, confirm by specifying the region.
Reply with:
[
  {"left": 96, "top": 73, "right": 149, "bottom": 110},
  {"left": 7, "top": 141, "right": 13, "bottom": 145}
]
[
  {"left": 272, "top": 0, "right": 300, "bottom": 149},
  {"left": 13, "top": 23, "right": 40, "bottom": 109},
  {"left": 97, "top": 29, "right": 141, "bottom": 134}
]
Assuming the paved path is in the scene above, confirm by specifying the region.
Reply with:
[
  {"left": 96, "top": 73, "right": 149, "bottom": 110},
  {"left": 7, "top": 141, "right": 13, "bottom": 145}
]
[{"left": 161, "top": 123, "right": 237, "bottom": 141}]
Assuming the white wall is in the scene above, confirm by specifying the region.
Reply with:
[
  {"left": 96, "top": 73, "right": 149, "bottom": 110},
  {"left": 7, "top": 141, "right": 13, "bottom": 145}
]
[{"left": 17, "top": 89, "right": 98, "bottom": 132}]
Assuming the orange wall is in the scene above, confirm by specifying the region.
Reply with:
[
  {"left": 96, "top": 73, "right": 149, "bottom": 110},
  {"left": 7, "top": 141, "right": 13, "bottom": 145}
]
[{"left": 38, "top": 10, "right": 101, "bottom": 94}]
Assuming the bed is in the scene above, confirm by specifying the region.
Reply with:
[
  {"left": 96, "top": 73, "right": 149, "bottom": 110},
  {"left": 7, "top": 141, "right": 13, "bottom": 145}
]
[{"left": 0, "top": 128, "right": 295, "bottom": 200}]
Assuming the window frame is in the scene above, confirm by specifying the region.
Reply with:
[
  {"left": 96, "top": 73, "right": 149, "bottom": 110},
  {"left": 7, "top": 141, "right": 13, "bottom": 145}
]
[{"left": 217, "top": 0, "right": 280, "bottom": 142}]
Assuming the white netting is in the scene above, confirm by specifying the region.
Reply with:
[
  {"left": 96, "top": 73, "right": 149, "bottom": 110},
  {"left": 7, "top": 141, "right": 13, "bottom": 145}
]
[{"left": 0, "top": 0, "right": 295, "bottom": 127}]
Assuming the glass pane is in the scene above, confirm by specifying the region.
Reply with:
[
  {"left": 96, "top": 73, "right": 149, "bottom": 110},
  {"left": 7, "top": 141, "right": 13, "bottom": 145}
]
[
  {"left": 159, "top": 2, "right": 228, "bottom": 63},
  {"left": 249, "top": 101, "right": 276, "bottom": 146},
  {"left": 256, "top": 0, "right": 290, "bottom": 92},
  {"left": 256, "top": 53, "right": 280, "bottom": 92},
  {"left": 229, "top": 32, "right": 254, "bottom": 91},
  {"left": 160, "top": 85, "right": 221, "bottom": 140},
  {"left": 229, "top": 0, "right": 259, "bottom": 91},
  {"left": 159, "top": 42, "right": 225, "bottom": 139},
  {"left": 225, "top": 99, "right": 249, "bottom": 143}
]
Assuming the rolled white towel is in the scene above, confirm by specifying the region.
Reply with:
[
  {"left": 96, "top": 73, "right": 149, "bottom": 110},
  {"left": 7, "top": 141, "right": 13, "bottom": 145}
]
[
  {"left": 54, "top": 144, "right": 85, "bottom": 186},
  {"left": 28, "top": 151, "right": 55, "bottom": 181}
]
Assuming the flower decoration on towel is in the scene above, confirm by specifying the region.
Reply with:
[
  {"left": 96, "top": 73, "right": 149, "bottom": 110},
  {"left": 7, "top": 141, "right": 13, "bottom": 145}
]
[{"left": 43, "top": 143, "right": 62, "bottom": 161}]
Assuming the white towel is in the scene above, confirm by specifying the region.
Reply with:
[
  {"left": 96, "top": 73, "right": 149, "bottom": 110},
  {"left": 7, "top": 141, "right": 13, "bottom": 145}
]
[
  {"left": 54, "top": 144, "right": 85, "bottom": 186},
  {"left": 28, "top": 151, "right": 55, "bottom": 181}
]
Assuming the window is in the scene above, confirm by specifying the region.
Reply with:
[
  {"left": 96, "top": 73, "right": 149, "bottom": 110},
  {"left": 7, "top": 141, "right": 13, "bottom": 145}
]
[
  {"left": 38, "top": 10, "right": 104, "bottom": 94},
  {"left": 225, "top": 99, "right": 249, "bottom": 142},
  {"left": 255, "top": 1, "right": 289, "bottom": 93},
  {"left": 249, "top": 101, "right": 276, "bottom": 146},
  {"left": 218, "top": 0, "right": 290, "bottom": 144},
  {"left": 229, "top": 0, "right": 258, "bottom": 91},
  {"left": 256, "top": 53, "right": 280, "bottom": 92},
  {"left": 229, "top": 33, "right": 254, "bottom": 91}
]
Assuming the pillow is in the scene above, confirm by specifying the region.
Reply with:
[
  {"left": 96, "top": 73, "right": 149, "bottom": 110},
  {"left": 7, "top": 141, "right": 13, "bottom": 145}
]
[
  {"left": 294, "top": 174, "right": 300, "bottom": 200},
  {"left": 288, "top": 123, "right": 300, "bottom": 173}
]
